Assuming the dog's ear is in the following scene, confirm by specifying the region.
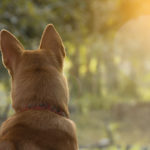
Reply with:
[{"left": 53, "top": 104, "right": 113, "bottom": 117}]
[
  {"left": 0, "top": 30, "right": 24, "bottom": 71},
  {"left": 39, "top": 24, "right": 65, "bottom": 68}
]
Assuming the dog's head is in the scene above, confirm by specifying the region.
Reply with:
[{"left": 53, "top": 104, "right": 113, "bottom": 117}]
[{"left": 0, "top": 24, "right": 69, "bottom": 114}]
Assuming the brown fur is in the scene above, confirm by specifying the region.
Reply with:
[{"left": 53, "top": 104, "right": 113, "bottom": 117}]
[{"left": 0, "top": 24, "right": 78, "bottom": 150}]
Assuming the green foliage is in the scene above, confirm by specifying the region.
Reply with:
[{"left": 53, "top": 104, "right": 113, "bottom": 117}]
[{"left": 0, "top": 0, "right": 149, "bottom": 110}]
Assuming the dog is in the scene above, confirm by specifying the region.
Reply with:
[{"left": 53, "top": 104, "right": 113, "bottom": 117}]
[{"left": 0, "top": 24, "right": 78, "bottom": 150}]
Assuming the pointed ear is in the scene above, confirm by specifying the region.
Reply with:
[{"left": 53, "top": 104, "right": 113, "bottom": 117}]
[
  {"left": 0, "top": 30, "right": 24, "bottom": 71},
  {"left": 39, "top": 24, "right": 65, "bottom": 68}
]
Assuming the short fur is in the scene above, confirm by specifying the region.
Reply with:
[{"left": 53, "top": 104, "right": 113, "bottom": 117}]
[{"left": 0, "top": 24, "right": 78, "bottom": 150}]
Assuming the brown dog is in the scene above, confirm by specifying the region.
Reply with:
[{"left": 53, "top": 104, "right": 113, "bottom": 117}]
[{"left": 0, "top": 24, "right": 78, "bottom": 150}]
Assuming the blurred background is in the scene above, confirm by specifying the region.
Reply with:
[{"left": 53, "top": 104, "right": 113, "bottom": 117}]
[{"left": 1, "top": 0, "right": 150, "bottom": 149}]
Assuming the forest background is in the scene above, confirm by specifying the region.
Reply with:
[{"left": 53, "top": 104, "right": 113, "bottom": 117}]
[{"left": 1, "top": 0, "right": 150, "bottom": 149}]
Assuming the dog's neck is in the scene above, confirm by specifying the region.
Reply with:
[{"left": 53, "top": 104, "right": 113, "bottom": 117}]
[
  {"left": 18, "top": 104, "right": 69, "bottom": 118},
  {"left": 11, "top": 72, "right": 70, "bottom": 118}
]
